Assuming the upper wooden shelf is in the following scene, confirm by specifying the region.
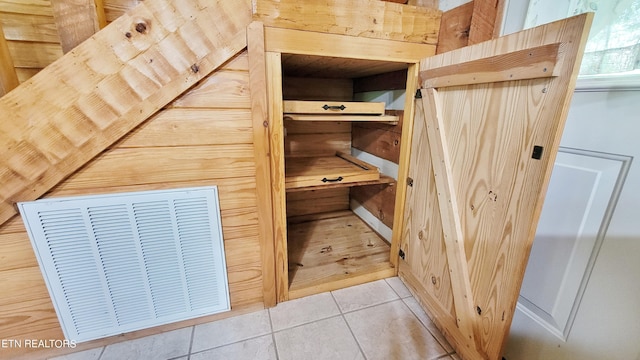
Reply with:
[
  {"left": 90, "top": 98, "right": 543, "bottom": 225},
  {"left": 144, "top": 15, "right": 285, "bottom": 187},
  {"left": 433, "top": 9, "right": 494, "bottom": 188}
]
[
  {"left": 283, "top": 101, "right": 399, "bottom": 124},
  {"left": 285, "top": 152, "right": 381, "bottom": 191}
]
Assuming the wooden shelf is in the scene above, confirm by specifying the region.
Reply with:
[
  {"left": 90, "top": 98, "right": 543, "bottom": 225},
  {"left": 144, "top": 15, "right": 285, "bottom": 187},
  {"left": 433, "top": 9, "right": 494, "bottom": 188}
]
[
  {"left": 284, "top": 100, "right": 385, "bottom": 115},
  {"left": 284, "top": 114, "right": 399, "bottom": 124},
  {"left": 286, "top": 175, "right": 395, "bottom": 193},
  {"left": 285, "top": 152, "right": 380, "bottom": 190},
  {"left": 283, "top": 100, "right": 399, "bottom": 124},
  {"left": 287, "top": 210, "right": 394, "bottom": 299}
]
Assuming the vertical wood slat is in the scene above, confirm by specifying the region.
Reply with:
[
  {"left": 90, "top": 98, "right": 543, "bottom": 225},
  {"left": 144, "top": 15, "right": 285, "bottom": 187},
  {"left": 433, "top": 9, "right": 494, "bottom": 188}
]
[
  {"left": 265, "top": 51, "right": 288, "bottom": 302},
  {"left": 247, "top": 21, "right": 276, "bottom": 308},
  {"left": 50, "top": 0, "right": 102, "bottom": 53},
  {"left": 421, "top": 88, "right": 477, "bottom": 349},
  {"left": 389, "top": 63, "right": 419, "bottom": 268},
  {"left": 436, "top": 1, "right": 474, "bottom": 54},
  {"left": 0, "top": 25, "right": 19, "bottom": 96},
  {"left": 468, "top": 0, "right": 505, "bottom": 44},
  {"left": 0, "top": 0, "right": 253, "bottom": 227},
  {"left": 94, "top": 0, "right": 108, "bottom": 29}
]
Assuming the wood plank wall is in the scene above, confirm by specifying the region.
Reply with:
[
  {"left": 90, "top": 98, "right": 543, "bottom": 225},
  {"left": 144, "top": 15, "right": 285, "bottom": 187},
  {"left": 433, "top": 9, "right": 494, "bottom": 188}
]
[{"left": 0, "top": 50, "right": 267, "bottom": 360}]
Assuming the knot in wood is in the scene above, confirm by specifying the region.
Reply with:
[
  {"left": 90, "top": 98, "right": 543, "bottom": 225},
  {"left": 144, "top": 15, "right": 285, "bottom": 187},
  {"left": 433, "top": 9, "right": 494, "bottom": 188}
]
[
  {"left": 190, "top": 64, "right": 200, "bottom": 73},
  {"left": 135, "top": 22, "right": 147, "bottom": 34}
]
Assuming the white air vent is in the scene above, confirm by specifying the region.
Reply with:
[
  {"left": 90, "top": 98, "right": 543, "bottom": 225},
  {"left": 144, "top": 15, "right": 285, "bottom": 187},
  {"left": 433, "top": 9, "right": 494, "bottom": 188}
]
[{"left": 19, "top": 187, "right": 230, "bottom": 342}]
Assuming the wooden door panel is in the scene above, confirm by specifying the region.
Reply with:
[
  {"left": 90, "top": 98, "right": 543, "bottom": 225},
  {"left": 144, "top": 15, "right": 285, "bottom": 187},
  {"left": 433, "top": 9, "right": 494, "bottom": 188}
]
[{"left": 399, "top": 14, "right": 593, "bottom": 360}]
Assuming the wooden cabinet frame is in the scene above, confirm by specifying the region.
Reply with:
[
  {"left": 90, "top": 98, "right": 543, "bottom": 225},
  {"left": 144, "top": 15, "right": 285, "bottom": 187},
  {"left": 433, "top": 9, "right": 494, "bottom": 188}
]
[{"left": 263, "top": 27, "right": 435, "bottom": 302}]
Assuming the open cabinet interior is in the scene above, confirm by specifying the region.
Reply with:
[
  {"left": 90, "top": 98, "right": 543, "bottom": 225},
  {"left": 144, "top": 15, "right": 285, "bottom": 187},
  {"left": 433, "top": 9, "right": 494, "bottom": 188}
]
[{"left": 274, "top": 53, "right": 413, "bottom": 299}]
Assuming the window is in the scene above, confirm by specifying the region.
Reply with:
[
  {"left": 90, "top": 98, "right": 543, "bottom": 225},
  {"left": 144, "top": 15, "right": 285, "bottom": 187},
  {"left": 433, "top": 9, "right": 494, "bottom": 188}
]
[{"left": 514, "top": 0, "right": 640, "bottom": 89}]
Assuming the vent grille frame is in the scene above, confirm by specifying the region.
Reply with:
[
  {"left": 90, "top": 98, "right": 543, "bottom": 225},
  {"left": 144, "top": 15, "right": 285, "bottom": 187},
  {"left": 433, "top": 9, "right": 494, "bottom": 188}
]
[{"left": 19, "top": 187, "right": 230, "bottom": 342}]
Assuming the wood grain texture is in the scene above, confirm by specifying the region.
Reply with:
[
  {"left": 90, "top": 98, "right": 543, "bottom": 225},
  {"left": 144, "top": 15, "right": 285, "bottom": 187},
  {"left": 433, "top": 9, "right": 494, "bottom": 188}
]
[
  {"left": 265, "top": 51, "right": 289, "bottom": 302},
  {"left": 468, "top": 0, "right": 505, "bottom": 44},
  {"left": 0, "top": 11, "right": 59, "bottom": 42},
  {"left": 404, "top": 14, "right": 593, "bottom": 359},
  {"left": 408, "top": 0, "right": 438, "bottom": 7},
  {"left": 6, "top": 40, "right": 62, "bottom": 68},
  {"left": 353, "top": 69, "right": 408, "bottom": 93},
  {"left": 0, "top": 49, "right": 273, "bottom": 358},
  {"left": 284, "top": 132, "right": 351, "bottom": 158},
  {"left": 247, "top": 21, "right": 277, "bottom": 308},
  {"left": 422, "top": 43, "right": 560, "bottom": 88},
  {"left": 282, "top": 77, "right": 353, "bottom": 101},
  {"left": 435, "top": 1, "right": 473, "bottom": 54},
  {"left": 390, "top": 63, "right": 419, "bottom": 268},
  {"left": 0, "top": 23, "right": 19, "bottom": 95},
  {"left": 351, "top": 111, "right": 404, "bottom": 164},
  {"left": 169, "top": 70, "right": 251, "bottom": 108},
  {"left": 285, "top": 155, "right": 380, "bottom": 190},
  {"left": 282, "top": 53, "right": 409, "bottom": 79},
  {"left": 0, "top": 0, "right": 252, "bottom": 227},
  {"left": 287, "top": 210, "right": 394, "bottom": 299},
  {"left": 286, "top": 188, "right": 350, "bottom": 217},
  {"left": 284, "top": 100, "right": 385, "bottom": 115},
  {"left": 50, "top": 0, "right": 101, "bottom": 53},
  {"left": 421, "top": 89, "right": 476, "bottom": 349},
  {"left": 350, "top": 182, "right": 396, "bottom": 229},
  {"left": 265, "top": 26, "right": 436, "bottom": 63},
  {"left": 103, "top": 0, "right": 138, "bottom": 22},
  {"left": 254, "top": 0, "right": 441, "bottom": 44},
  {"left": 117, "top": 108, "right": 253, "bottom": 147}
]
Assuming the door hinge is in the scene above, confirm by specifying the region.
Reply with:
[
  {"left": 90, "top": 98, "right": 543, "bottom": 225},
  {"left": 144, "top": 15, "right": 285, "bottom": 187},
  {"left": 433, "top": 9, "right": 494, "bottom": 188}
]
[
  {"left": 399, "top": 249, "right": 406, "bottom": 260},
  {"left": 415, "top": 89, "right": 422, "bottom": 99},
  {"left": 407, "top": 177, "right": 414, "bottom": 187}
]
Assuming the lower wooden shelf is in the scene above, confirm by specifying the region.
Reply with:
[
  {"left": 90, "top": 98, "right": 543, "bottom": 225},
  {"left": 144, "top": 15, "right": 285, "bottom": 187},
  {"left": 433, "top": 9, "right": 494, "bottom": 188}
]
[
  {"left": 285, "top": 152, "right": 381, "bottom": 190},
  {"left": 287, "top": 210, "right": 395, "bottom": 299}
]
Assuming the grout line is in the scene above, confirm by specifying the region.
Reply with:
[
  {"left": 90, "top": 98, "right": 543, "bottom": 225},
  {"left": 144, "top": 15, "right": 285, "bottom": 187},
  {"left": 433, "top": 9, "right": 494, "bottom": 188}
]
[
  {"left": 186, "top": 325, "right": 195, "bottom": 360},
  {"left": 267, "top": 309, "right": 281, "bottom": 360},
  {"left": 384, "top": 278, "right": 404, "bottom": 299},
  {"left": 401, "top": 296, "right": 455, "bottom": 352},
  {"left": 96, "top": 346, "right": 106, "bottom": 360},
  {"left": 330, "top": 291, "right": 368, "bottom": 360}
]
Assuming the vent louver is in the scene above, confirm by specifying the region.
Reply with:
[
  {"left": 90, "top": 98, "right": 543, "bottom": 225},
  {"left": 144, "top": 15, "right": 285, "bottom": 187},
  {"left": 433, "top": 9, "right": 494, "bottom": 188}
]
[{"left": 19, "top": 187, "right": 230, "bottom": 342}]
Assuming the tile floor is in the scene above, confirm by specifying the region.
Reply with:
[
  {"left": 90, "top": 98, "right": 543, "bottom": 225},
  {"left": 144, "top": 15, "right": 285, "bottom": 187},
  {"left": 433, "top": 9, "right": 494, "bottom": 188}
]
[{"left": 50, "top": 278, "right": 461, "bottom": 360}]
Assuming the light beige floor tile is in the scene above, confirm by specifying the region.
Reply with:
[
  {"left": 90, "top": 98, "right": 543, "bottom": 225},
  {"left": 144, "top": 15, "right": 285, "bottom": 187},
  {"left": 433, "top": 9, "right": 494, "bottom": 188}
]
[
  {"left": 192, "top": 309, "right": 271, "bottom": 352},
  {"left": 190, "top": 335, "right": 276, "bottom": 360},
  {"left": 48, "top": 348, "right": 103, "bottom": 360},
  {"left": 403, "top": 297, "right": 454, "bottom": 353},
  {"left": 269, "top": 292, "right": 340, "bottom": 331},
  {"left": 386, "top": 276, "right": 413, "bottom": 298},
  {"left": 332, "top": 279, "right": 398, "bottom": 313},
  {"left": 100, "top": 327, "right": 191, "bottom": 360},
  {"left": 274, "top": 316, "right": 363, "bottom": 360},
  {"left": 344, "top": 300, "right": 448, "bottom": 360}
]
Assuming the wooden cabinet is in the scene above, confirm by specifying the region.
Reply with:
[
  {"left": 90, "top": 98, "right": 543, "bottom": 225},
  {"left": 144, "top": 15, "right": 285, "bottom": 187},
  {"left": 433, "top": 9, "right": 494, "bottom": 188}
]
[
  {"left": 263, "top": 14, "right": 591, "bottom": 360},
  {"left": 262, "top": 27, "right": 434, "bottom": 302}
]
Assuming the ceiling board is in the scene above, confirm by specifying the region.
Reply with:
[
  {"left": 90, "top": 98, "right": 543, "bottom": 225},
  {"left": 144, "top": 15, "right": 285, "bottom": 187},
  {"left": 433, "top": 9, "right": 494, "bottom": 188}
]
[{"left": 282, "top": 54, "right": 409, "bottom": 78}]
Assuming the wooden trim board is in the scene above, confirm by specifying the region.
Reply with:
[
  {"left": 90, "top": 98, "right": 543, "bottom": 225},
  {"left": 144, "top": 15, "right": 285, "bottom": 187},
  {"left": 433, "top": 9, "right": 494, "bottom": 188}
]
[
  {"left": 421, "top": 43, "right": 560, "bottom": 88},
  {"left": 247, "top": 21, "right": 276, "bottom": 308},
  {"left": 264, "top": 27, "right": 436, "bottom": 63}
]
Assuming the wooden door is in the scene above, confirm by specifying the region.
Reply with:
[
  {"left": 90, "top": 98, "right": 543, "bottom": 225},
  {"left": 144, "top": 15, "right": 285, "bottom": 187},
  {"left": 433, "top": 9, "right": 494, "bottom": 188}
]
[{"left": 397, "top": 14, "right": 593, "bottom": 360}]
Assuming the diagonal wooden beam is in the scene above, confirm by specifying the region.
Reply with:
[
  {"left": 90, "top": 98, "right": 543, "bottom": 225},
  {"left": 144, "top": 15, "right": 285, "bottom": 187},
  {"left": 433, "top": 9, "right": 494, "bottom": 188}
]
[
  {"left": 0, "top": 0, "right": 252, "bottom": 226},
  {"left": 0, "top": 25, "right": 19, "bottom": 96},
  {"left": 420, "top": 88, "right": 477, "bottom": 349}
]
